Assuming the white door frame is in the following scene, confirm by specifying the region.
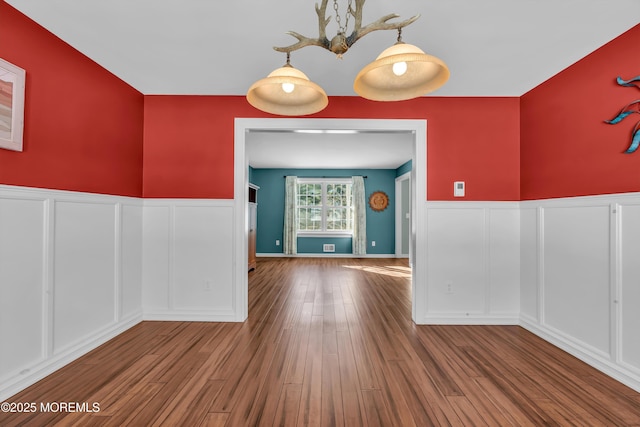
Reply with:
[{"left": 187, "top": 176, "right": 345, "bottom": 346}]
[
  {"left": 234, "top": 118, "right": 427, "bottom": 323},
  {"left": 395, "top": 171, "right": 411, "bottom": 260}
]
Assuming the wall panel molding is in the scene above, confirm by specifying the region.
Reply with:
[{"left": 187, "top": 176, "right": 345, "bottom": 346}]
[
  {"left": 141, "top": 198, "right": 238, "bottom": 322},
  {"left": 520, "top": 192, "right": 640, "bottom": 393},
  {"left": 0, "top": 185, "right": 143, "bottom": 401},
  {"left": 422, "top": 201, "right": 520, "bottom": 324},
  {"left": 3, "top": 184, "right": 640, "bottom": 398}
]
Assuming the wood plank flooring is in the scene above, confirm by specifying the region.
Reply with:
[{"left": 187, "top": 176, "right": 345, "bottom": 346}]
[{"left": 2, "top": 257, "right": 640, "bottom": 426}]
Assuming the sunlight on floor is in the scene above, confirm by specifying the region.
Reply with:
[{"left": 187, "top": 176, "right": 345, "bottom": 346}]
[{"left": 342, "top": 264, "right": 412, "bottom": 278}]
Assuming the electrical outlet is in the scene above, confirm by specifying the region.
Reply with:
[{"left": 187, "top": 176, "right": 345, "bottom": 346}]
[
  {"left": 446, "top": 282, "right": 454, "bottom": 294},
  {"left": 276, "top": 240, "right": 280, "bottom": 246},
  {"left": 204, "top": 280, "right": 213, "bottom": 291}
]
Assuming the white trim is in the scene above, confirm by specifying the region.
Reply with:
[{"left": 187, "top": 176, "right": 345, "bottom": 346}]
[
  {"left": 3, "top": 179, "right": 640, "bottom": 396},
  {"left": 421, "top": 200, "right": 521, "bottom": 325},
  {"left": 483, "top": 208, "right": 491, "bottom": 315},
  {"left": 0, "top": 184, "right": 141, "bottom": 204},
  {"left": 114, "top": 202, "right": 123, "bottom": 322},
  {"left": 395, "top": 171, "right": 411, "bottom": 258},
  {"left": 256, "top": 253, "right": 398, "bottom": 258},
  {"left": 610, "top": 202, "right": 621, "bottom": 364},
  {"left": 235, "top": 118, "right": 427, "bottom": 324},
  {"left": 234, "top": 120, "right": 249, "bottom": 322},
  {"left": 520, "top": 191, "right": 640, "bottom": 207},
  {"left": 168, "top": 201, "right": 175, "bottom": 312},
  {"left": 424, "top": 314, "right": 519, "bottom": 325},
  {"left": 520, "top": 191, "right": 640, "bottom": 393},
  {"left": 413, "top": 122, "right": 427, "bottom": 322},
  {"left": 0, "top": 312, "right": 142, "bottom": 402},
  {"left": 537, "top": 206, "right": 545, "bottom": 324},
  {"left": 43, "top": 198, "right": 54, "bottom": 359},
  {"left": 0, "top": 185, "right": 145, "bottom": 401},
  {"left": 143, "top": 198, "right": 233, "bottom": 208},
  {"left": 143, "top": 310, "right": 236, "bottom": 322},
  {"left": 520, "top": 317, "right": 640, "bottom": 392},
  {"left": 426, "top": 200, "right": 521, "bottom": 209}
]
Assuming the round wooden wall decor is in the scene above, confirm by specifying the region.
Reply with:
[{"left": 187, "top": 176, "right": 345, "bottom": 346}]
[{"left": 369, "top": 191, "right": 389, "bottom": 212}]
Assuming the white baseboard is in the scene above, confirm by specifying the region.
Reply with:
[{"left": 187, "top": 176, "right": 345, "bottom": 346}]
[
  {"left": 519, "top": 191, "right": 640, "bottom": 394},
  {"left": 0, "top": 313, "right": 142, "bottom": 401},
  {"left": 256, "top": 253, "right": 398, "bottom": 258},
  {"left": 520, "top": 318, "right": 640, "bottom": 393},
  {"left": 143, "top": 310, "right": 238, "bottom": 322},
  {"left": 422, "top": 314, "right": 520, "bottom": 325}
]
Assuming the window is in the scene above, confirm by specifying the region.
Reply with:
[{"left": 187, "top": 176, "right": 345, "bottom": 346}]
[{"left": 297, "top": 179, "right": 353, "bottom": 234}]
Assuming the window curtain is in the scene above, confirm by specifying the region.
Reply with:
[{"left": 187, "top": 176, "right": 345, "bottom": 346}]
[
  {"left": 352, "top": 176, "right": 367, "bottom": 255},
  {"left": 283, "top": 176, "right": 297, "bottom": 255}
]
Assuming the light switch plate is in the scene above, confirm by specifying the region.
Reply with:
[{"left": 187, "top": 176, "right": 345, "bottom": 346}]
[{"left": 454, "top": 181, "right": 465, "bottom": 197}]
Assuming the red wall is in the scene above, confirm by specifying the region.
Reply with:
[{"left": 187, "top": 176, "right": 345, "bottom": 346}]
[
  {"left": 0, "top": 2, "right": 144, "bottom": 197},
  {"left": 4, "top": 2, "right": 638, "bottom": 201},
  {"left": 521, "top": 24, "right": 640, "bottom": 200},
  {"left": 143, "top": 96, "right": 520, "bottom": 200}
]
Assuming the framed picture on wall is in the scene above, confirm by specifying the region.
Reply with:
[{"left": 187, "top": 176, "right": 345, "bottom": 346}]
[{"left": 0, "top": 57, "right": 26, "bottom": 152}]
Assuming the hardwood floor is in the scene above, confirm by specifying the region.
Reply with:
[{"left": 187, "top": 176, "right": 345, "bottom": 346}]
[{"left": 3, "top": 257, "right": 640, "bottom": 426}]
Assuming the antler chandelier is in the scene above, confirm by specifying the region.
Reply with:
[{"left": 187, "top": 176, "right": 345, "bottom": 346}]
[{"left": 246, "top": 0, "right": 450, "bottom": 116}]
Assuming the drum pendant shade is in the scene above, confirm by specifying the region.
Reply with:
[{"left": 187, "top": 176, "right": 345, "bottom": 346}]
[
  {"left": 246, "top": 65, "right": 328, "bottom": 116},
  {"left": 354, "top": 42, "right": 450, "bottom": 101}
]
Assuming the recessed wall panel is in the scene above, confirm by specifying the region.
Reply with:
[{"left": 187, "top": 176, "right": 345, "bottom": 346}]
[
  {"left": 489, "top": 208, "right": 520, "bottom": 314},
  {"left": 53, "top": 201, "right": 116, "bottom": 353},
  {"left": 427, "top": 208, "right": 486, "bottom": 314},
  {"left": 142, "top": 206, "right": 170, "bottom": 311},
  {"left": 543, "top": 205, "right": 610, "bottom": 354},
  {"left": 620, "top": 204, "right": 640, "bottom": 370},
  {"left": 173, "top": 206, "right": 234, "bottom": 311},
  {"left": 0, "top": 198, "right": 45, "bottom": 378}
]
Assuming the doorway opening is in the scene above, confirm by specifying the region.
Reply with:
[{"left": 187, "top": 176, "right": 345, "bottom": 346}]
[{"left": 234, "top": 118, "right": 427, "bottom": 323}]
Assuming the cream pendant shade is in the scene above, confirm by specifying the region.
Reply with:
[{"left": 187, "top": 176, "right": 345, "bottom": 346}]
[
  {"left": 247, "top": 65, "right": 328, "bottom": 116},
  {"left": 354, "top": 42, "right": 450, "bottom": 101}
]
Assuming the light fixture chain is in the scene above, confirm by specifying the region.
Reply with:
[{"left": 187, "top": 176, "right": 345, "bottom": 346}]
[{"left": 333, "top": 0, "right": 353, "bottom": 35}]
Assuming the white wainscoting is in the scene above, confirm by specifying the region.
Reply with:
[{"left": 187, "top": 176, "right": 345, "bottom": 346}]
[
  {"left": 142, "top": 199, "right": 238, "bottom": 321},
  {"left": 422, "top": 202, "right": 521, "bottom": 324},
  {"left": 0, "top": 185, "right": 143, "bottom": 401},
  {"left": 3, "top": 184, "right": 639, "bottom": 398},
  {"left": 520, "top": 193, "right": 640, "bottom": 392}
]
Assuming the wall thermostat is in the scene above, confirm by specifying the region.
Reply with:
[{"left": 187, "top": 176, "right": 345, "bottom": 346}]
[{"left": 454, "top": 181, "right": 465, "bottom": 197}]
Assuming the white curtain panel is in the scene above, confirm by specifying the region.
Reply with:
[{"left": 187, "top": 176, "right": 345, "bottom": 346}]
[
  {"left": 352, "top": 176, "right": 367, "bottom": 255},
  {"left": 283, "top": 176, "right": 298, "bottom": 255}
]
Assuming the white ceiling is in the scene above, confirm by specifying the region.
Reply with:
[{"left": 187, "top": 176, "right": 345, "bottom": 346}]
[
  {"left": 7, "top": 0, "right": 639, "bottom": 169},
  {"left": 247, "top": 130, "right": 414, "bottom": 169},
  {"left": 6, "top": 0, "right": 639, "bottom": 97}
]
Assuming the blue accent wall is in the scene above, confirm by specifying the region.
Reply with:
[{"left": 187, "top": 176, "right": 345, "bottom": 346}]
[
  {"left": 251, "top": 168, "right": 398, "bottom": 255},
  {"left": 396, "top": 160, "right": 412, "bottom": 177}
]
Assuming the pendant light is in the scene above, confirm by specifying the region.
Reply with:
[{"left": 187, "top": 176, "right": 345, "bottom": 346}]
[
  {"left": 246, "top": 0, "right": 450, "bottom": 115},
  {"left": 246, "top": 54, "right": 328, "bottom": 116},
  {"left": 354, "top": 29, "right": 450, "bottom": 101}
]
